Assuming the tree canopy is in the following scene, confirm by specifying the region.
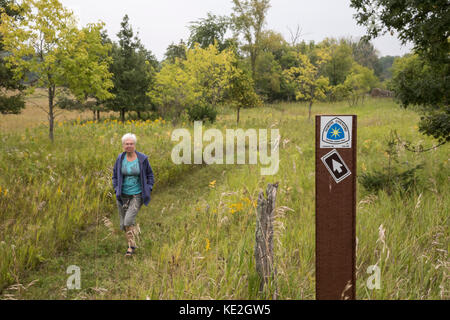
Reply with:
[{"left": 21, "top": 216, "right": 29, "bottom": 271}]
[
  {"left": 390, "top": 54, "right": 449, "bottom": 142},
  {"left": 351, "top": 0, "right": 450, "bottom": 143},
  {"left": 188, "top": 12, "right": 233, "bottom": 51},
  {"left": 350, "top": 0, "right": 449, "bottom": 65},
  {"left": 0, "top": 0, "right": 113, "bottom": 141},
  {"left": 0, "top": 0, "right": 25, "bottom": 114}
]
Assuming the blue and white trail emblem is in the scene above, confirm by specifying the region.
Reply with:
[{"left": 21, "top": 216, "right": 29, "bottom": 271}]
[{"left": 320, "top": 116, "right": 352, "bottom": 148}]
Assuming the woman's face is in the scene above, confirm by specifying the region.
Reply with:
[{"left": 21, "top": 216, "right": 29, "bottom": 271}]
[{"left": 123, "top": 139, "right": 136, "bottom": 153}]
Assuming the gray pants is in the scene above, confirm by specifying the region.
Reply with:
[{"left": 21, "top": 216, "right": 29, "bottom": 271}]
[{"left": 117, "top": 193, "right": 143, "bottom": 231}]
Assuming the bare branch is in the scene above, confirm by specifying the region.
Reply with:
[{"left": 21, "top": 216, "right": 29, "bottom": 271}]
[{"left": 287, "top": 24, "right": 302, "bottom": 47}]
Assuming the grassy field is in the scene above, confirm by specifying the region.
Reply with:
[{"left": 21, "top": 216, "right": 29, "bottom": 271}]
[
  {"left": 0, "top": 88, "right": 116, "bottom": 133},
  {"left": 0, "top": 97, "right": 448, "bottom": 299}
]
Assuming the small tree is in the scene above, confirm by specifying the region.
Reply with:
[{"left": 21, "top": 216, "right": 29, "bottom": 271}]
[
  {"left": 106, "top": 15, "right": 157, "bottom": 122},
  {"left": 282, "top": 51, "right": 330, "bottom": 120},
  {"left": 228, "top": 66, "right": 262, "bottom": 123},
  {"left": 344, "top": 63, "right": 378, "bottom": 106},
  {"left": 0, "top": 0, "right": 113, "bottom": 141},
  {"left": 148, "top": 60, "right": 197, "bottom": 120},
  {"left": 149, "top": 43, "right": 247, "bottom": 121}
]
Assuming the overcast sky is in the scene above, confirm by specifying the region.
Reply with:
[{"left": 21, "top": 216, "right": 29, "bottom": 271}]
[{"left": 60, "top": 0, "right": 412, "bottom": 61}]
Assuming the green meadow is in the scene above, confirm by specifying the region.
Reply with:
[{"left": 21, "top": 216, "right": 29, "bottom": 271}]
[{"left": 0, "top": 98, "right": 448, "bottom": 299}]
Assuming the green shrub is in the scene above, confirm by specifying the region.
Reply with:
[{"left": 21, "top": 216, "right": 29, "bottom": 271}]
[
  {"left": 187, "top": 103, "right": 217, "bottom": 123},
  {"left": 359, "top": 164, "right": 424, "bottom": 194}
]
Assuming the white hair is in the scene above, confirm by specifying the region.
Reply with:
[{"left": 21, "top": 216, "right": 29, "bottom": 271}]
[{"left": 122, "top": 133, "right": 137, "bottom": 145}]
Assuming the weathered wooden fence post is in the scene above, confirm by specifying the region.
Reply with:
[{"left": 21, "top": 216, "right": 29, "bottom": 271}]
[{"left": 255, "top": 182, "right": 278, "bottom": 293}]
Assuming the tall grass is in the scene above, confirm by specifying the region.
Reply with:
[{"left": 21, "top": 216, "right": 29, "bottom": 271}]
[
  {"left": 0, "top": 117, "right": 195, "bottom": 292},
  {"left": 87, "top": 98, "right": 446, "bottom": 300},
  {"left": 0, "top": 98, "right": 448, "bottom": 299},
  {"left": 127, "top": 98, "right": 448, "bottom": 299}
]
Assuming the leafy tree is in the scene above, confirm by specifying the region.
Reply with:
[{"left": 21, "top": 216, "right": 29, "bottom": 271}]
[
  {"left": 390, "top": 54, "right": 447, "bottom": 109},
  {"left": 149, "top": 44, "right": 245, "bottom": 121},
  {"left": 106, "top": 14, "right": 158, "bottom": 122},
  {"left": 231, "top": 0, "right": 271, "bottom": 78},
  {"left": 344, "top": 37, "right": 382, "bottom": 76},
  {"left": 148, "top": 60, "right": 195, "bottom": 120},
  {"left": 344, "top": 63, "right": 378, "bottom": 106},
  {"left": 227, "top": 64, "right": 262, "bottom": 123},
  {"left": 259, "top": 30, "right": 288, "bottom": 60},
  {"left": 282, "top": 50, "right": 330, "bottom": 120},
  {"left": 0, "top": 0, "right": 113, "bottom": 141},
  {"left": 253, "top": 30, "right": 290, "bottom": 101},
  {"left": 55, "top": 23, "right": 115, "bottom": 121},
  {"left": 57, "top": 29, "right": 117, "bottom": 121},
  {"left": 320, "top": 39, "right": 354, "bottom": 86},
  {"left": 188, "top": 12, "right": 234, "bottom": 51},
  {"left": 378, "top": 55, "right": 396, "bottom": 81},
  {"left": 185, "top": 43, "right": 238, "bottom": 106},
  {"left": 351, "top": 0, "right": 449, "bottom": 143},
  {"left": 254, "top": 51, "right": 282, "bottom": 101},
  {"left": 164, "top": 40, "right": 187, "bottom": 63},
  {"left": 350, "top": 0, "right": 449, "bottom": 65},
  {"left": 390, "top": 54, "right": 449, "bottom": 143},
  {"left": 0, "top": 0, "right": 25, "bottom": 114}
]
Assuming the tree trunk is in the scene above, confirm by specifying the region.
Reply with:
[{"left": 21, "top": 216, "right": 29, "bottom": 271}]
[
  {"left": 137, "top": 111, "right": 141, "bottom": 120},
  {"left": 308, "top": 101, "right": 313, "bottom": 120},
  {"left": 250, "top": 50, "right": 257, "bottom": 80},
  {"left": 120, "top": 108, "right": 125, "bottom": 123},
  {"left": 97, "top": 110, "right": 100, "bottom": 121},
  {"left": 48, "top": 85, "right": 55, "bottom": 142},
  {"left": 237, "top": 107, "right": 240, "bottom": 124},
  {"left": 255, "top": 182, "right": 278, "bottom": 294}
]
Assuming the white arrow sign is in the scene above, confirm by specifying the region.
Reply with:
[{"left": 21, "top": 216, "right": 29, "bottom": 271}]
[
  {"left": 320, "top": 149, "right": 352, "bottom": 183},
  {"left": 332, "top": 159, "right": 343, "bottom": 173}
]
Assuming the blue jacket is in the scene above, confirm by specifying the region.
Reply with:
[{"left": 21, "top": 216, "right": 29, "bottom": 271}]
[{"left": 112, "top": 150, "right": 154, "bottom": 206}]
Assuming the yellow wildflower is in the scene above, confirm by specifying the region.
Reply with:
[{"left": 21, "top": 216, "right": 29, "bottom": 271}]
[{"left": 228, "top": 202, "right": 244, "bottom": 214}]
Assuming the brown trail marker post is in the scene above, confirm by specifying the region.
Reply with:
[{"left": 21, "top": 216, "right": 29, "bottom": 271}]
[{"left": 315, "top": 115, "right": 357, "bottom": 300}]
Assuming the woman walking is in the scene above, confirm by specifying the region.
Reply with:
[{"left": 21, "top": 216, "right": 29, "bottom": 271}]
[{"left": 112, "top": 133, "right": 154, "bottom": 257}]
